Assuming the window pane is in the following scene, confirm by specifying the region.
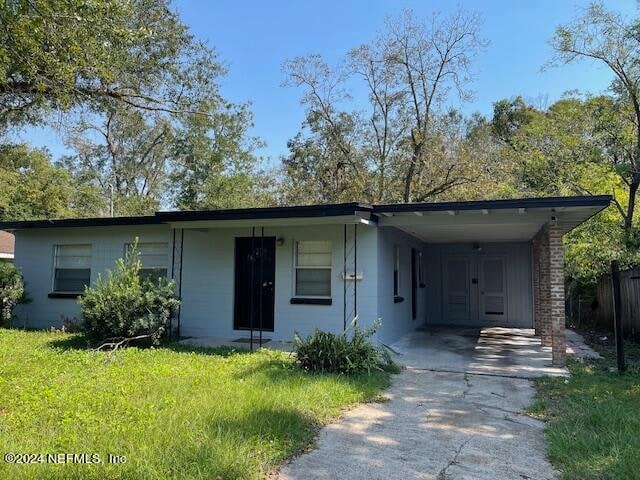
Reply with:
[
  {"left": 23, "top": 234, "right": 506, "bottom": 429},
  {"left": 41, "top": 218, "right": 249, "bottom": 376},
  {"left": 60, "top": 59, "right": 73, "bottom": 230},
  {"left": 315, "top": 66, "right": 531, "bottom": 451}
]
[
  {"left": 140, "top": 268, "right": 168, "bottom": 282},
  {"left": 54, "top": 268, "right": 91, "bottom": 292},
  {"left": 296, "top": 268, "right": 331, "bottom": 296},
  {"left": 55, "top": 245, "right": 91, "bottom": 268},
  {"left": 127, "top": 243, "right": 168, "bottom": 269},
  {"left": 297, "top": 241, "right": 331, "bottom": 267}
]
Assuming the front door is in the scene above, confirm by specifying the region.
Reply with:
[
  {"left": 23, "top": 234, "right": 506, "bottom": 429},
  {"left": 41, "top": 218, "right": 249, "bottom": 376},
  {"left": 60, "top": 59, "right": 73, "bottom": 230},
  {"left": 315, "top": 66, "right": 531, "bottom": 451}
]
[
  {"left": 479, "top": 256, "right": 507, "bottom": 322},
  {"left": 233, "top": 236, "right": 276, "bottom": 331},
  {"left": 443, "top": 255, "right": 470, "bottom": 322}
]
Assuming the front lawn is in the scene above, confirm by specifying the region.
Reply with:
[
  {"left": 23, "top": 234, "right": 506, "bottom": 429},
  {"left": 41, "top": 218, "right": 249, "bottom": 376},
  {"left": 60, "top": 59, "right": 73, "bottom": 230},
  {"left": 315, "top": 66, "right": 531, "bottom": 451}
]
[
  {"left": 529, "top": 335, "right": 640, "bottom": 480},
  {"left": 0, "top": 329, "right": 389, "bottom": 479}
]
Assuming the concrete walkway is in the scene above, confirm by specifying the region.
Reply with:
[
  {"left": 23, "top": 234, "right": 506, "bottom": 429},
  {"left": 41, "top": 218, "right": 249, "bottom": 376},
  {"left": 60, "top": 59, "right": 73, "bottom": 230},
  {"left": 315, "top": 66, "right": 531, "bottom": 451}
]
[{"left": 279, "top": 327, "right": 562, "bottom": 480}]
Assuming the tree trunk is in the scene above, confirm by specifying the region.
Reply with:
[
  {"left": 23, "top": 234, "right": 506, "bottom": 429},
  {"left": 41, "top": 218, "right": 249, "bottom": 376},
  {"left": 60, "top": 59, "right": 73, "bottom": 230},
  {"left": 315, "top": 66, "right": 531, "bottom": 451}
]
[
  {"left": 403, "top": 143, "right": 421, "bottom": 203},
  {"left": 625, "top": 176, "right": 639, "bottom": 235}
]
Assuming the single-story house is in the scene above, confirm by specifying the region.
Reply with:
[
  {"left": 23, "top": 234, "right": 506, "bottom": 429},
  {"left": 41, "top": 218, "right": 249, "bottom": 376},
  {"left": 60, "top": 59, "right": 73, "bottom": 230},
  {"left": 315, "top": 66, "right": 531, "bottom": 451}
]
[
  {"left": 0, "top": 230, "right": 14, "bottom": 262},
  {"left": 0, "top": 195, "right": 611, "bottom": 366}
]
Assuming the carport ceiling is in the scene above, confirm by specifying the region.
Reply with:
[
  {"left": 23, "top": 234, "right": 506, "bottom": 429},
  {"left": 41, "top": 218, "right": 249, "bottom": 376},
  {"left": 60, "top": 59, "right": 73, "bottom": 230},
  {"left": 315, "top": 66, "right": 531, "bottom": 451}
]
[{"left": 374, "top": 196, "right": 611, "bottom": 243}]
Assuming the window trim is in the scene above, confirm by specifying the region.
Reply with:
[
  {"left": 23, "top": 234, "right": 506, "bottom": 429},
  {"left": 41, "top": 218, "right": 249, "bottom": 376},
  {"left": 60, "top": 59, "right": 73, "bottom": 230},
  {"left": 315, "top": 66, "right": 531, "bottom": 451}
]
[
  {"left": 293, "top": 240, "right": 332, "bottom": 299},
  {"left": 51, "top": 244, "right": 92, "bottom": 294}
]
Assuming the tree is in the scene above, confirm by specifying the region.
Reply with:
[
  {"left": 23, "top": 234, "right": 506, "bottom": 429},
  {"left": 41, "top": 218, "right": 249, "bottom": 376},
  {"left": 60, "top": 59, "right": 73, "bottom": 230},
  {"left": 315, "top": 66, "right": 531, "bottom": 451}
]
[
  {"left": 283, "top": 8, "right": 487, "bottom": 203},
  {"left": 168, "top": 102, "right": 271, "bottom": 210},
  {"left": 0, "top": 143, "right": 98, "bottom": 220},
  {"left": 550, "top": 2, "right": 640, "bottom": 239},
  {"left": 1, "top": 0, "right": 267, "bottom": 215},
  {"left": 488, "top": 94, "right": 634, "bottom": 283},
  {"left": 61, "top": 107, "right": 172, "bottom": 216},
  {"left": 0, "top": 0, "right": 223, "bottom": 127}
]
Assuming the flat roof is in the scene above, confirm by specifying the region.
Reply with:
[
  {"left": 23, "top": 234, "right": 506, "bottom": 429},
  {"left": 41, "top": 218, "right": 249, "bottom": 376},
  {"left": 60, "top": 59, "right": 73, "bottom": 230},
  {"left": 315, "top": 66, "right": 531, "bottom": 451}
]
[{"left": 0, "top": 195, "right": 611, "bottom": 231}]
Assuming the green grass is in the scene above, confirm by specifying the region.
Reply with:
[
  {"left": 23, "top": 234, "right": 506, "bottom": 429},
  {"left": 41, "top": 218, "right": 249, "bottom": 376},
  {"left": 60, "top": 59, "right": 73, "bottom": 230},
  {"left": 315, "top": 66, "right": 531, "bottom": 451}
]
[
  {"left": 0, "top": 328, "right": 389, "bottom": 479},
  {"left": 529, "top": 335, "right": 640, "bottom": 480}
]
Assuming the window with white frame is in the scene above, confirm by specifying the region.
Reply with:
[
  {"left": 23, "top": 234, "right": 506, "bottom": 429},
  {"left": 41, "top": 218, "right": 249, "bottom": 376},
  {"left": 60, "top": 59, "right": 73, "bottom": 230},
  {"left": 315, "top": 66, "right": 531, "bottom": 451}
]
[
  {"left": 126, "top": 242, "right": 169, "bottom": 281},
  {"left": 53, "top": 244, "right": 92, "bottom": 293},
  {"left": 393, "top": 245, "right": 400, "bottom": 297},
  {"left": 294, "top": 240, "right": 332, "bottom": 297}
]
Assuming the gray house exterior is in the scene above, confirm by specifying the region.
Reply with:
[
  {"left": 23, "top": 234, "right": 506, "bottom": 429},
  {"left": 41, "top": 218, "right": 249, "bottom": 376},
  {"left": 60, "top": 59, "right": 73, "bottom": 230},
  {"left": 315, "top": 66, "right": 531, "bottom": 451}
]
[{"left": 0, "top": 195, "right": 611, "bottom": 366}]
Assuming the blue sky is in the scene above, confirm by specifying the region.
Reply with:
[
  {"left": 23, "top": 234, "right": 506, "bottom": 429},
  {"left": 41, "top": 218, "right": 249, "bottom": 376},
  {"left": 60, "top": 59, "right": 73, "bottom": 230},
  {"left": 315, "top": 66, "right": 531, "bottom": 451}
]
[{"left": 15, "top": 0, "right": 638, "bottom": 163}]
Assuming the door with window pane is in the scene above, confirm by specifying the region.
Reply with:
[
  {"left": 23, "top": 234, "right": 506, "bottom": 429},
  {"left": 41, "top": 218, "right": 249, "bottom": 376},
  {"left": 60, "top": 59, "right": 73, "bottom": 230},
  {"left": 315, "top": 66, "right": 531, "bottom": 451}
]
[
  {"left": 443, "top": 255, "right": 470, "bottom": 322},
  {"left": 479, "top": 256, "right": 507, "bottom": 321}
]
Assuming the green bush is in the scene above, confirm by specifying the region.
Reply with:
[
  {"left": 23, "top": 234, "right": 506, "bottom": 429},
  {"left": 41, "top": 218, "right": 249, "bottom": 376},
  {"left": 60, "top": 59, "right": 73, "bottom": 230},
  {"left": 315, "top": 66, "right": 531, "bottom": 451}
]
[
  {"left": 0, "top": 263, "right": 25, "bottom": 325},
  {"left": 294, "top": 319, "right": 398, "bottom": 374},
  {"left": 78, "top": 243, "right": 179, "bottom": 344}
]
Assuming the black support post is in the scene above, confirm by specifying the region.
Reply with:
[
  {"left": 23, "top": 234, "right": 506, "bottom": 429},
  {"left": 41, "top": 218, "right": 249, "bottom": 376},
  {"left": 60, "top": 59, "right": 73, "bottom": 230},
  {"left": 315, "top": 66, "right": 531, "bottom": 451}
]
[
  {"left": 353, "top": 223, "right": 357, "bottom": 323},
  {"left": 259, "top": 227, "right": 264, "bottom": 348},
  {"left": 611, "top": 260, "right": 626, "bottom": 373},
  {"left": 343, "top": 224, "right": 347, "bottom": 331},
  {"left": 250, "top": 227, "right": 255, "bottom": 352},
  {"left": 177, "top": 228, "right": 184, "bottom": 337}
]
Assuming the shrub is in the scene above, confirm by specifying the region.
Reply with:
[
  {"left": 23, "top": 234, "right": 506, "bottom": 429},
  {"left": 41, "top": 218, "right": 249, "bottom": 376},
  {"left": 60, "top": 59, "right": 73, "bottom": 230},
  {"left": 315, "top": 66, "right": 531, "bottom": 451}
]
[
  {"left": 78, "top": 242, "right": 180, "bottom": 344},
  {"left": 0, "top": 263, "right": 25, "bottom": 325},
  {"left": 294, "top": 319, "right": 398, "bottom": 374}
]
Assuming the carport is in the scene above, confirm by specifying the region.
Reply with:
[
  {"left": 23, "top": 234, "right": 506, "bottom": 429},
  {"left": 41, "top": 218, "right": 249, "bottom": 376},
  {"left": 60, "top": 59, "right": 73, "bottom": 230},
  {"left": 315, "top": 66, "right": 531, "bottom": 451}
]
[{"left": 373, "top": 195, "right": 611, "bottom": 366}]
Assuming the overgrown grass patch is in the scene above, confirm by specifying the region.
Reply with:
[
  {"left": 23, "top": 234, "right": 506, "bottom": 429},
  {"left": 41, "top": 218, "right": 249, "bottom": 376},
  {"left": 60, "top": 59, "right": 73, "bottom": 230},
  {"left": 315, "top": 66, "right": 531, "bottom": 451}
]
[
  {"left": 529, "top": 337, "right": 640, "bottom": 479},
  {"left": 0, "top": 328, "right": 389, "bottom": 479}
]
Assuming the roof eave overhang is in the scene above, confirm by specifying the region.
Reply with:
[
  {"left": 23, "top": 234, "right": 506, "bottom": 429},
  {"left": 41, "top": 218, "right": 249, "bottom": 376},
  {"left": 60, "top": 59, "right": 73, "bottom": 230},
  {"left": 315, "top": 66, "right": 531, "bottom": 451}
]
[
  {"left": 375, "top": 195, "right": 612, "bottom": 243},
  {"left": 373, "top": 195, "right": 612, "bottom": 214},
  {"left": 166, "top": 213, "right": 375, "bottom": 229}
]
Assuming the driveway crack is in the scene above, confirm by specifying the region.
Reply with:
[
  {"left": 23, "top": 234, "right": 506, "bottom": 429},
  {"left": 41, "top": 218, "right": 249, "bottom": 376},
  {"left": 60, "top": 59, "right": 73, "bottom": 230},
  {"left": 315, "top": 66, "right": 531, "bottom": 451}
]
[{"left": 437, "top": 437, "right": 472, "bottom": 479}]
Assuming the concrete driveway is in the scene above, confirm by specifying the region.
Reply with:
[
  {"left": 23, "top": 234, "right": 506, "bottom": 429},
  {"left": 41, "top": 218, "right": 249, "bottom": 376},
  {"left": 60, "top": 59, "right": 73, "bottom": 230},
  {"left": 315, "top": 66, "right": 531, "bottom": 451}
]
[{"left": 279, "top": 327, "right": 563, "bottom": 480}]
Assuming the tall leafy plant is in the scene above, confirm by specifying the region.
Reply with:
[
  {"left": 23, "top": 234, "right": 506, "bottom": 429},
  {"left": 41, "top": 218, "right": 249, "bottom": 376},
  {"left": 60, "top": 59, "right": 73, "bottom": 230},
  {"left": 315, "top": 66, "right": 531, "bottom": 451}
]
[
  {"left": 78, "top": 241, "right": 179, "bottom": 344},
  {"left": 0, "top": 263, "right": 26, "bottom": 326},
  {"left": 294, "top": 319, "right": 398, "bottom": 374}
]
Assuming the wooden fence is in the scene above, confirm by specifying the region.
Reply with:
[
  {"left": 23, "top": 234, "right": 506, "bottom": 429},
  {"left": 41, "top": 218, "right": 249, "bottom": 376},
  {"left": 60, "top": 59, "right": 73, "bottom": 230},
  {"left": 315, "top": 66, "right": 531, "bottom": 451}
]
[{"left": 576, "top": 268, "right": 640, "bottom": 339}]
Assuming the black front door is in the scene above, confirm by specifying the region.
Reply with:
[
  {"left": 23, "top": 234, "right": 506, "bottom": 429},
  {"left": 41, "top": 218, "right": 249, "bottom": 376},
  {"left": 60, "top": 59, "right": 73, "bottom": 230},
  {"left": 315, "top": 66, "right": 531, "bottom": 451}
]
[{"left": 233, "top": 236, "right": 276, "bottom": 331}]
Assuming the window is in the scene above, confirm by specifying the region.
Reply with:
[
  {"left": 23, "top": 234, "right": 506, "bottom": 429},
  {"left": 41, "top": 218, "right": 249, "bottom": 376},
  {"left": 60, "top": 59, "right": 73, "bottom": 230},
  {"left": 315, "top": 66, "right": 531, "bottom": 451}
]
[
  {"left": 393, "top": 245, "right": 400, "bottom": 297},
  {"left": 294, "top": 240, "right": 332, "bottom": 297},
  {"left": 126, "top": 242, "right": 168, "bottom": 281},
  {"left": 53, "top": 245, "right": 91, "bottom": 293},
  {"left": 418, "top": 251, "right": 425, "bottom": 287}
]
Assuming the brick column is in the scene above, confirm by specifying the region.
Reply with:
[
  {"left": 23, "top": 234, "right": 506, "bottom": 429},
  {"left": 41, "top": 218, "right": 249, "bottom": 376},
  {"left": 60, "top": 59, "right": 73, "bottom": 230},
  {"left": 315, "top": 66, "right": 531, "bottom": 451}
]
[
  {"left": 533, "top": 226, "right": 552, "bottom": 347},
  {"left": 548, "top": 224, "right": 567, "bottom": 367}
]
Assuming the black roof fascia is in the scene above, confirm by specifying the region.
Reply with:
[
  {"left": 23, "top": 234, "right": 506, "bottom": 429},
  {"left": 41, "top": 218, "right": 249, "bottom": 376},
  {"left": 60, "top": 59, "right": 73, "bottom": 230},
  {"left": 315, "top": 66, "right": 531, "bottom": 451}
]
[
  {"left": 0, "top": 196, "right": 612, "bottom": 230},
  {"left": 373, "top": 195, "right": 612, "bottom": 214},
  {"left": 0, "top": 215, "right": 162, "bottom": 230},
  {"left": 156, "top": 202, "right": 373, "bottom": 222}
]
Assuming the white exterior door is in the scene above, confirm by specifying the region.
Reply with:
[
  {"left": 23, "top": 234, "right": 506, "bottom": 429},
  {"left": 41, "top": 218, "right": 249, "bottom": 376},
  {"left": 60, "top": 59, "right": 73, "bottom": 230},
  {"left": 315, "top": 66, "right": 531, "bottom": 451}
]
[
  {"left": 479, "top": 256, "right": 507, "bottom": 322},
  {"left": 443, "top": 256, "right": 470, "bottom": 322}
]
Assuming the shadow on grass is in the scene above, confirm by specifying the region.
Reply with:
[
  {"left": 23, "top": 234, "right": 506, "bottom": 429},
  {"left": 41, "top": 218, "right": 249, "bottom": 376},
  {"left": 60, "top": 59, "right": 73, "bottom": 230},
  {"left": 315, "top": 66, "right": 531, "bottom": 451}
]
[
  {"left": 168, "top": 406, "right": 318, "bottom": 479},
  {"left": 45, "top": 333, "right": 254, "bottom": 359}
]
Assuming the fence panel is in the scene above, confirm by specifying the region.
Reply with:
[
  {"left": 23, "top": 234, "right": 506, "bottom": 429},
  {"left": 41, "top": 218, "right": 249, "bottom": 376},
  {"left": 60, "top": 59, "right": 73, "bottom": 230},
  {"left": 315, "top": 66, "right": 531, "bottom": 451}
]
[{"left": 588, "top": 268, "right": 640, "bottom": 339}]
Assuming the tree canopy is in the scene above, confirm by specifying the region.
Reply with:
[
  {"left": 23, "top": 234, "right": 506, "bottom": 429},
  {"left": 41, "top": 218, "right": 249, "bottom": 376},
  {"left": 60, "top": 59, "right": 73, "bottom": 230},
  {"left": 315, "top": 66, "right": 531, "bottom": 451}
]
[{"left": 0, "top": 0, "right": 638, "bottom": 290}]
